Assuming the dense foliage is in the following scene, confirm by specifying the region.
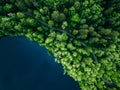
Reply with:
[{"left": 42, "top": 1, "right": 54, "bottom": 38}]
[{"left": 0, "top": 0, "right": 120, "bottom": 90}]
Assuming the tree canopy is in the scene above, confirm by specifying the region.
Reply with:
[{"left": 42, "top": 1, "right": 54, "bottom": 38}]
[{"left": 0, "top": 0, "right": 120, "bottom": 90}]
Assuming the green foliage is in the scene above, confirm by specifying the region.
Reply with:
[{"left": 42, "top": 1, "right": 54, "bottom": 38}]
[
  {"left": 71, "top": 14, "right": 81, "bottom": 23},
  {"left": 0, "top": 0, "right": 120, "bottom": 90},
  {"left": 51, "top": 11, "right": 66, "bottom": 22}
]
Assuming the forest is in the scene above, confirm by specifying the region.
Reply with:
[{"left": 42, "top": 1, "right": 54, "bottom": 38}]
[{"left": 0, "top": 0, "right": 120, "bottom": 90}]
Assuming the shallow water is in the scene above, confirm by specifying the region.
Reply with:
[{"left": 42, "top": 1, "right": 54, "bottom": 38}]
[{"left": 0, "top": 36, "right": 80, "bottom": 90}]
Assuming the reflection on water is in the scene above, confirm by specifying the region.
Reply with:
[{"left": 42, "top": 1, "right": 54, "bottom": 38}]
[{"left": 0, "top": 36, "right": 80, "bottom": 90}]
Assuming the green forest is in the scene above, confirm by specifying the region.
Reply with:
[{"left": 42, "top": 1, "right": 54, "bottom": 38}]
[{"left": 0, "top": 0, "right": 120, "bottom": 90}]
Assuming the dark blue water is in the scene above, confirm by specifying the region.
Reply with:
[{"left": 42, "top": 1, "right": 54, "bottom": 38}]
[{"left": 0, "top": 36, "right": 80, "bottom": 90}]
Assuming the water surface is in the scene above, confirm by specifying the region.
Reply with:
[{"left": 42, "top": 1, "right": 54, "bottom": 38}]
[{"left": 0, "top": 36, "right": 80, "bottom": 90}]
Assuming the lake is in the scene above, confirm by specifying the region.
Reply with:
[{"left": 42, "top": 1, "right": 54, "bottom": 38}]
[{"left": 0, "top": 36, "right": 80, "bottom": 90}]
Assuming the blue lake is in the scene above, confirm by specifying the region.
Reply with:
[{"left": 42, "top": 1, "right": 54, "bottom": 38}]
[{"left": 0, "top": 36, "right": 80, "bottom": 90}]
